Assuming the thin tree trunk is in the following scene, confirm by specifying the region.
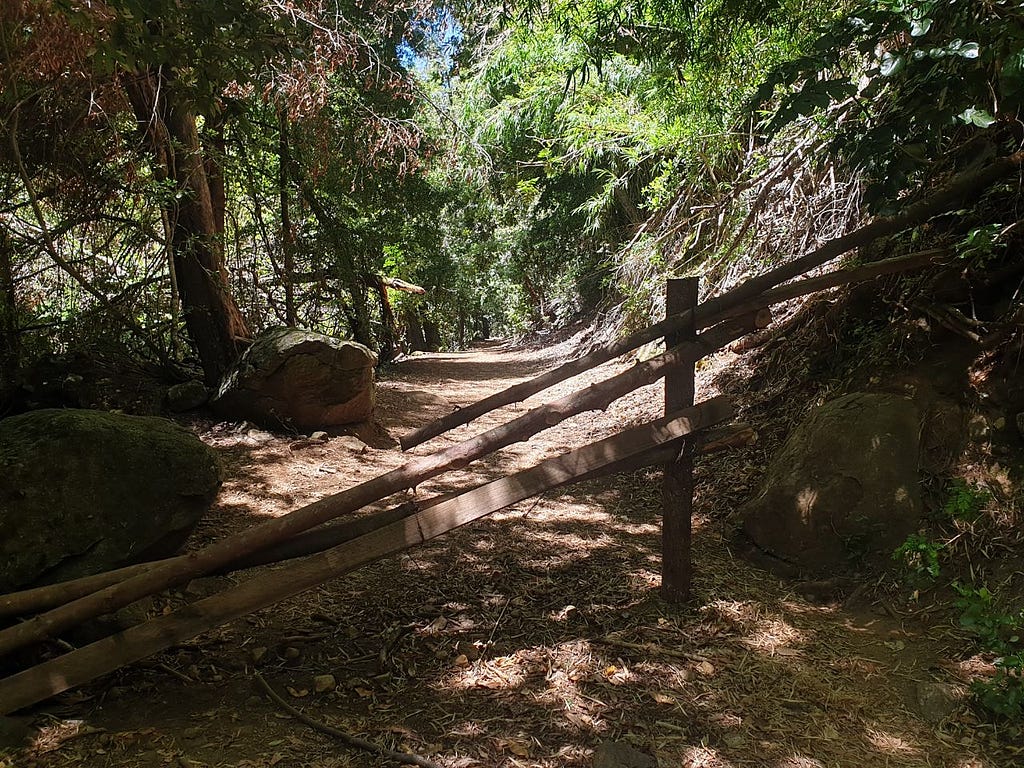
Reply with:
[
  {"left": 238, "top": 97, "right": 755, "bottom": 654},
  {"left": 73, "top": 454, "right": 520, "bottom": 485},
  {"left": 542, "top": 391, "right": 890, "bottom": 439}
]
[
  {"left": 371, "top": 275, "right": 399, "bottom": 362},
  {"left": 0, "top": 227, "right": 18, "bottom": 394},
  {"left": 203, "top": 115, "right": 227, "bottom": 237},
  {"left": 278, "top": 108, "right": 297, "bottom": 325},
  {"left": 405, "top": 309, "right": 428, "bottom": 352},
  {"left": 294, "top": 179, "right": 374, "bottom": 349},
  {"left": 123, "top": 70, "right": 251, "bottom": 385}
]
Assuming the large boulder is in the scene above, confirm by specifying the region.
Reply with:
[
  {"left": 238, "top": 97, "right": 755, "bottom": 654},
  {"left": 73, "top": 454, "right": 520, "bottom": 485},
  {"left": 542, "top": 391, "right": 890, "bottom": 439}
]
[
  {"left": 0, "top": 409, "right": 221, "bottom": 592},
  {"left": 740, "top": 393, "right": 922, "bottom": 576},
  {"left": 213, "top": 327, "right": 377, "bottom": 430}
]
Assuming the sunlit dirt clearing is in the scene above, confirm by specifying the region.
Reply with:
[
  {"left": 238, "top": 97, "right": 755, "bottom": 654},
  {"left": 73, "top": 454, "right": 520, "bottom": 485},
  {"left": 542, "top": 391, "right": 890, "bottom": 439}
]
[{"left": 11, "top": 338, "right": 1015, "bottom": 768}]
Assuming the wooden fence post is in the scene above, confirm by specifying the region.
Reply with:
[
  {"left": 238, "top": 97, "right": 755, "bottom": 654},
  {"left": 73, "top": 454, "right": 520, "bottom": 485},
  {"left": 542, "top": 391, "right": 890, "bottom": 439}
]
[{"left": 662, "top": 277, "right": 698, "bottom": 603}]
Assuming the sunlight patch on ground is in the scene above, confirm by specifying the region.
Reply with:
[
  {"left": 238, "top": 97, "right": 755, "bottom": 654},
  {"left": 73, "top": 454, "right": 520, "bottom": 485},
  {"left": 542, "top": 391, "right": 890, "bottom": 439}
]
[
  {"left": 680, "top": 744, "right": 727, "bottom": 767},
  {"left": 26, "top": 719, "right": 93, "bottom": 757},
  {"left": 698, "top": 599, "right": 810, "bottom": 657},
  {"left": 736, "top": 616, "right": 808, "bottom": 655},
  {"left": 448, "top": 653, "right": 528, "bottom": 691},
  {"left": 863, "top": 727, "right": 923, "bottom": 757},
  {"left": 628, "top": 567, "right": 661, "bottom": 590},
  {"left": 772, "top": 756, "right": 826, "bottom": 768},
  {"left": 533, "top": 644, "right": 608, "bottom": 734}
]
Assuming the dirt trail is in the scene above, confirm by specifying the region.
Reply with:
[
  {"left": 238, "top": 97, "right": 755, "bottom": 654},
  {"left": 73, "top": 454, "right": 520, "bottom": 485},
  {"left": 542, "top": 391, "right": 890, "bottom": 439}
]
[{"left": 10, "top": 340, "right": 1013, "bottom": 768}]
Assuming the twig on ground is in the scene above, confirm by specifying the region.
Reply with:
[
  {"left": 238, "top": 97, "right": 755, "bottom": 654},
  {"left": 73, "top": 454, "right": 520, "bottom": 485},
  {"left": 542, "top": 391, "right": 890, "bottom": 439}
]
[
  {"left": 483, "top": 597, "right": 511, "bottom": 658},
  {"left": 253, "top": 672, "right": 442, "bottom": 768}
]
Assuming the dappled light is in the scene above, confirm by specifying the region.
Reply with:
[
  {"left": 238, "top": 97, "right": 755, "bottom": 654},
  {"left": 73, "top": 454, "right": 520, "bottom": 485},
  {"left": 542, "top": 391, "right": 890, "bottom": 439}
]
[
  {"left": 7, "top": 337, "right": 1013, "bottom": 767},
  {"left": 2, "top": 1, "right": 1024, "bottom": 765}
]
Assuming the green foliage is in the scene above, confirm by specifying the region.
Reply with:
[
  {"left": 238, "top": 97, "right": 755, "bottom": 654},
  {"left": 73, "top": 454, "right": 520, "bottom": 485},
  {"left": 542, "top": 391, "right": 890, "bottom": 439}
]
[
  {"left": 977, "top": 652, "right": 1024, "bottom": 718},
  {"left": 424, "top": 0, "right": 842, "bottom": 329},
  {"left": 954, "top": 582, "right": 1024, "bottom": 718},
  {"left": 942, "top": 479, "right": 990, "bottom": 522},
  {"left": 892, "top": 532, "right": 942, "bottom": 580},
  {"left": 955, "top": 583, "right": 1020, "bottom": 650},
  {"left": 752, "top": 0, "right": 1024, "bottom": 209},
  {"left": 956, "top": 224, "right": 1009, "bottom": 263}
]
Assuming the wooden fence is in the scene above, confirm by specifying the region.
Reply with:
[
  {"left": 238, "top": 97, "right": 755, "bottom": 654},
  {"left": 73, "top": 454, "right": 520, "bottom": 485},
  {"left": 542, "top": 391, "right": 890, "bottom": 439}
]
[{"left": 2, "top": 149, "right": 1017, "bottom": 714}]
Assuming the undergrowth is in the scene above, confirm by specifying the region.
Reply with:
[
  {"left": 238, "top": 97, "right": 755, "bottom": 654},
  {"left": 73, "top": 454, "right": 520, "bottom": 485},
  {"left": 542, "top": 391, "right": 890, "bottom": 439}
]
[{"left": 894, "top": 479, "right": 1024, "bottom": 720}]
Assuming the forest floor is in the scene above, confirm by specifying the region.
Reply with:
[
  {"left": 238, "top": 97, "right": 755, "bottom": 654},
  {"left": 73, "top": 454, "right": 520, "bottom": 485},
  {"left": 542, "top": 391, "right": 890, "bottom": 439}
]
[{"left": 10, "top": 331, "right": 1022, "bottom": 768}]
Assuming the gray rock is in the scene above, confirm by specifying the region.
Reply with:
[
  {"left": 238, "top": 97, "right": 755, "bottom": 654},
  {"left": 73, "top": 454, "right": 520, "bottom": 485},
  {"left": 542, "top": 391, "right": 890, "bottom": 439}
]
[
  {"left": 593, "top": 741, "right": 658, "bottom": 768},
  {"left": 166, "top": 380, "right": 210, "bottom": 412},
  {"left": 213, "top": 327, "right": 376, "bottom": 431},
  {"left": 336, "top": 435, "right": 368, "bottom": 454},
  {"left": 0, "top": 409, "right": 221, "bottom": 592},
  {"left": 912, "top": 681, "right": 960, "bottom": 723},
  {"left": 741, "top": 393, "right": 922, "bottom": 576}
]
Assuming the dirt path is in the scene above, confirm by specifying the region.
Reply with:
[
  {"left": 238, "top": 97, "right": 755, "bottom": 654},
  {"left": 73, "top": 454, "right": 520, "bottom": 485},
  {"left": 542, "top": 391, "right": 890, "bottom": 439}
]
[{"left": 10, "top": 340, "right": 1013, "bottom": 768}]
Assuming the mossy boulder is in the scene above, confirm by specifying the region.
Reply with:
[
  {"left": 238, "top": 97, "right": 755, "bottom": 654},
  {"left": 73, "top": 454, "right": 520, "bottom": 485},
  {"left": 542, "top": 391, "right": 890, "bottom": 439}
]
[
  {"left": 213, "top": 327, "right": 376, "bottom": 430},
  {"left": 740, "top": 393, "right": 923, "bottom": 576},
  {"left": 0, "top": 409, "right": 221, "bottom": 592}
]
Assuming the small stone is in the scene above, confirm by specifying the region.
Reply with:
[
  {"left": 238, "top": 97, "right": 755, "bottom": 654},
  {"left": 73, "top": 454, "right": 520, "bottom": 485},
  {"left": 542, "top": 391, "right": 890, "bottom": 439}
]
[
  {"left": 453, "top": 654, "right": 470, "bottom": 667},
  {"left": 313, "top": 674, "right": 337, "bottom": 693},
  {"left": 336, "top": 435, "right": 368, "bottom": 455},
  {"left": 166, "top": 380, "right": 210, "bottom": 412},
  {"left": 592, "top": 740, "right": 658, "bottom": 768},
  {"left": 696, "top": 660, "right": 715, "bottom": 676},
  {"left": 310, "top": 431, "right": 329, "bottom": 441},
  {"left": 913, "top": 681, "right": 960, "bottom": 724},
  {"left": 282, "top": 646, "right": 301, "bottom": 660},
  {"left": 457, "top": 641, "right": 480, "bottom": 661},
  {"left": 993, "top": 416, "right": 1006, "bottom": 430}
]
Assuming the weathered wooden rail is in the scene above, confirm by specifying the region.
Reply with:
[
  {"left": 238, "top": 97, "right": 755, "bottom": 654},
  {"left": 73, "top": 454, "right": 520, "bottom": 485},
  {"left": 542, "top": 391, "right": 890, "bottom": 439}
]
[
  {"left": 3, "top": 149, "right": 1015, "bottom": 713},
  {"left": 0, "top": 399, "right": 738, "bottom": 714}
]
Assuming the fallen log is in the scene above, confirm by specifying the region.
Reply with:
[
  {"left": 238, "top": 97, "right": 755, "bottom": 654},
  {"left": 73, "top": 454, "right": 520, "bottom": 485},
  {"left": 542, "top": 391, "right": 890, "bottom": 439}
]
[
  {"left": 0, "top": 312, "right": 767, "bottom": 659},
  {"left": 400, "top": 247, "right": 951, "bottom": 450},
  {"left": 0, "top": 503, "right": 420, "bottom": 620},
  {"left": 0, "top": 396, "right": 734, "bottom": 714},
  {"left": 0, "top": 423, "right": 754, "bottom": 620}
]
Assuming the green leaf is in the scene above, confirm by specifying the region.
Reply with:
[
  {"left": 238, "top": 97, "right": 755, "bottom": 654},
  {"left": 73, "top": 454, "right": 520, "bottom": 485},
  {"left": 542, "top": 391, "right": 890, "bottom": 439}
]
[
  {"left": 1001, "top": 48, "right": 1024, "bottom": 106},
  {"left": 959, "top": 42, "right": 980, "bottom": 59},
  {"left": 880, "top": 52, "right": 904, "bottom": 77},
  {"left": 910, "top": 18, "right": 932, "bottom": 37},
  {"left": 960, "top": 107, "right": 996, "bottom": 128}
]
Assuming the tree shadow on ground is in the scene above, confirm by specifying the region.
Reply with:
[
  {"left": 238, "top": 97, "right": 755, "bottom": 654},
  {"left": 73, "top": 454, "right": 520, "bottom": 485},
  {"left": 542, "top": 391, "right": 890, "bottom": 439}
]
[{"left": 29, "top": 470, "right": 1003, "bottom": 768}]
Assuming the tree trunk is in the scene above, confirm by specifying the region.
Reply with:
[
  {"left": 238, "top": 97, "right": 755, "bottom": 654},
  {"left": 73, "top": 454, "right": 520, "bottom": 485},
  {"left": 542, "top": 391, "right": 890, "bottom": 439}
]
[
  {"left": 423, "top": 315, "right": 441, "bottom": 351},
  {"left": 371, "top": 275, "right": 399, "bottom": 363},
  {"left": 123, "top": 71, "right": 250, "bottom": 385},
  {"left": 278, "top": 108, "right": 297, "bottom": 326},
  {"left": 405, "top": 309, "right": 428, "bottom": 352},
  {"left": 294, "top": 179, "right": 375, "bottom": 349},
  {"left": 0, "top": 227, "right": 19, "bottom": 396},
  {"left": 348, "top": 276, "right": 375, "bottom": 350}
]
